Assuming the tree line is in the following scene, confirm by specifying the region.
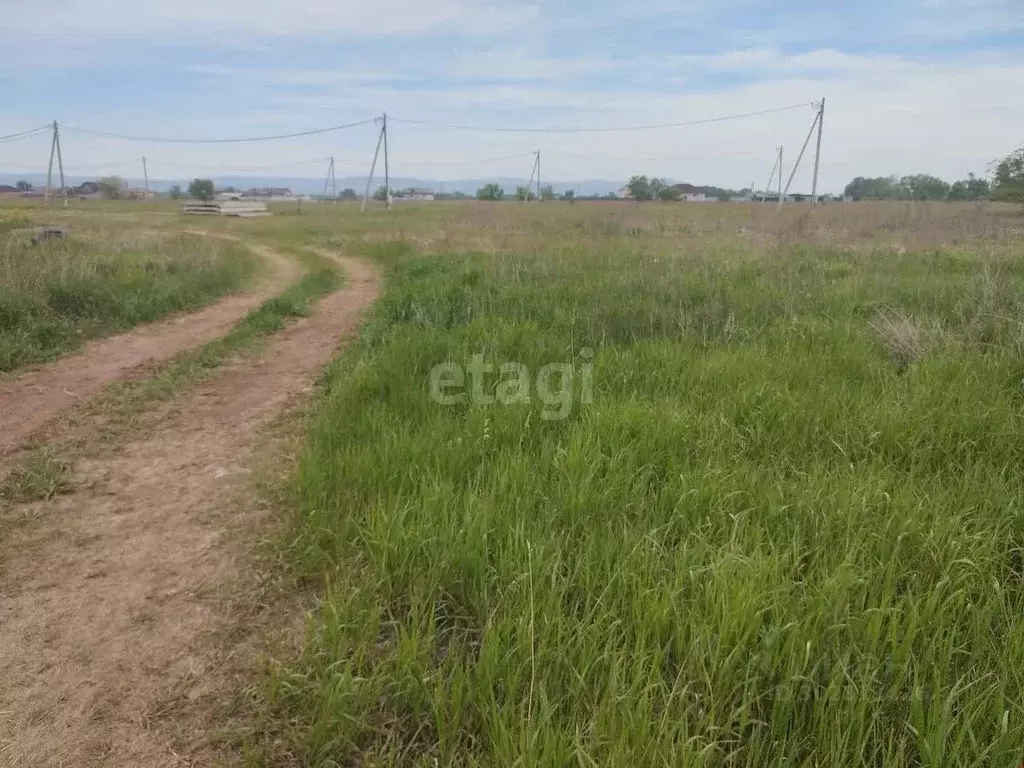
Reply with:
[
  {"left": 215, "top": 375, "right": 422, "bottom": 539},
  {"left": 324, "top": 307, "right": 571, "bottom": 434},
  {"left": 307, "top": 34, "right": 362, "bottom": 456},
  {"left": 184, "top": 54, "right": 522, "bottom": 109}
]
[{"left": 844, "top": 146, "right": 1024, "bottom": 202}]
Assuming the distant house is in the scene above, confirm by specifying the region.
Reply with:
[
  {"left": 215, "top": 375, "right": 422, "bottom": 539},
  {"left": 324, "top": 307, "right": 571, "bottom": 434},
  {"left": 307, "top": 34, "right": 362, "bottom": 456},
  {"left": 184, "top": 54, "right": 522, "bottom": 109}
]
[
  {"left": 615, "top": 186, "right": 633, "bottom": 199},
  {"left": 0, "top": 184, "right": 19, "bottom": 195},
  {"left": 126, "top": 188, "right": 156, "bottom": 200},
  {"left": 669, "top": 183, "right": 709, "bottom": 202},
  {"left": 216, "top": 191, "right": 244, "bottom": 201},
  {"left": 393, "top": 187, "right": 435, "bottom": 201}
]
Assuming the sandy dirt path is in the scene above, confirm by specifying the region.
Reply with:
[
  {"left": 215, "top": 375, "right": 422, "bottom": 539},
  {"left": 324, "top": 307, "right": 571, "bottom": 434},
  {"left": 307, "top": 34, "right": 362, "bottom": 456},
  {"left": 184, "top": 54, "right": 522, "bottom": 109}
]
[
  {"left": 0, "top": 238, "right": 301, "bottom": 460},
  {"left": 0, "top": 250, "right": 379, "bottom": 767}
]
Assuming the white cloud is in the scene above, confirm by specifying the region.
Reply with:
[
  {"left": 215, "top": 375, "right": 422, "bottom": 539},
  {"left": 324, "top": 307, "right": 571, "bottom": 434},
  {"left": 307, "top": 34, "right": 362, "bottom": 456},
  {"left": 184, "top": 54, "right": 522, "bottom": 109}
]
[{"left": 2, "top": 0, "right": 539, "bottom": 39}]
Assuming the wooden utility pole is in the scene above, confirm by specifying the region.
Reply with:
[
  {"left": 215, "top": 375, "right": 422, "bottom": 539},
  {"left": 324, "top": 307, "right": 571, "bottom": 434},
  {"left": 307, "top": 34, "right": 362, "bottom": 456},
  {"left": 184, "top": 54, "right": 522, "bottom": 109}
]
[
  {"left": 142, "top": 156, "right": 149, "bottom": 195},
  {"left": 810, "top": 98, "right": 825, "bottom": 207}
]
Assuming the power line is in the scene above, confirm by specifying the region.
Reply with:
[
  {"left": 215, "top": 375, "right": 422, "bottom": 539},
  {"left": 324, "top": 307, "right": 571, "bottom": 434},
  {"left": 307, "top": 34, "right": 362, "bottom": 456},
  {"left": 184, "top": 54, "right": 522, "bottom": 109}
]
[
  {"left": 0, "top": 125, "right": 52, "bottom": 143},
  {"left": 61, "top": 118, "right": 378, "bottom": 144},
  {"left": 389, "top": 103, "right": 814, "bottom": 134},
  {"left": 147, "top": 156, "right": 331, "bottom": 171}
]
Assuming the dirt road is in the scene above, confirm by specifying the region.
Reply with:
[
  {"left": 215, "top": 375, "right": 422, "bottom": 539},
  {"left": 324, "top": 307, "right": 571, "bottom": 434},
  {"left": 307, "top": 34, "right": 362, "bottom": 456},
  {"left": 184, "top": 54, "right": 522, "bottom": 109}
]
[
  {"left": 0, "top": 240, "right": 301, "bottom": 460},
  {"left": 0, "top": 250, "right": 379, "bottom": 766}
]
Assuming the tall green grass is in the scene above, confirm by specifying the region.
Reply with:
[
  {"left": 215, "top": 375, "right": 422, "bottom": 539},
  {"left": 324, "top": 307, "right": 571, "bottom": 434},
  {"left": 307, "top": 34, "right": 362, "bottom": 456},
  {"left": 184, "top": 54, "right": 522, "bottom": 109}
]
[
  {"left": 0, "top": 225, "right": 258, "bottom": 372},
  {"left": 259, "top": 205, "right": 1024, "bottom": 766}
]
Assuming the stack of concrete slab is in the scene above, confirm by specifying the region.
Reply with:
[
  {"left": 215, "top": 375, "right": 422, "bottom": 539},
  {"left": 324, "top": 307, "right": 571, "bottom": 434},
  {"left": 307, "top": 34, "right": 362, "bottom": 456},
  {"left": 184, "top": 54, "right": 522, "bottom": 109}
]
[{"left": 181, "top": 201, "right": 270, "bottom": 217}]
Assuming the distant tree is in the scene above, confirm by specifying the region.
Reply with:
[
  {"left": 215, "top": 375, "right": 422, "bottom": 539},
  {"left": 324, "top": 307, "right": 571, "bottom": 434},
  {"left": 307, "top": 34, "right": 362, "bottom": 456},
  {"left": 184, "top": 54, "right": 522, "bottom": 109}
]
[
  {"left": 452, "top": 191, "right": 471, "bottom": 200},
  {"left": 898, "top": 174, "right": 950, "bottom": 201},
  {"left": 168, "top": 184, "right": 183, "bottom": 199},
  {"left": 649, "top": 178, "right": 667, "bottom": 199},
  {"left": 340, "top": 188, "right": 358, "bottom": 200},
  {"left": 98, "top": 176, "right": 126, "bottom": 200},
  {"left": 948, "top": 173, "right": 990, "bottom": 201},
  {"left": 992, "top": 145, "right": 1024, "bottom": 202},
  {"left": 563, "top": 189, "right": 576, "bottom": 204},
  {"left": 188, "top": 178, "right": 215, "bottom": 201},
  {"left": 844, "top": 176, "right": 900, "bottom": 200},
  {"left": 15, "top": 180, "right": 32, "bottom": 191},
  {"left": 626, "top": 174, "right": 652, "bottom": 201},
  {"left": 477, "top": 183, "right": 504, "bottom": 201},
  {"left": 659, "top": 185, "right": 682, "bottom": 201},
  {"left": 373, "top": 186, "right": 389, "bottom": 201},
  {"left": 540, "top": 185, "right": 555, "bottom": 201},
  {"left": 515, "top": 185, "right": 535, "bottom": 201}
]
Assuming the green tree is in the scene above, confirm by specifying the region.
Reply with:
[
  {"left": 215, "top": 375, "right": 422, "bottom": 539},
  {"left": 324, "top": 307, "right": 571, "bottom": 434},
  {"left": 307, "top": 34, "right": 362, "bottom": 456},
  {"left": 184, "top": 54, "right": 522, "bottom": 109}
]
[
  {"left": 992, "top": 146, "right": 1024, "bottom": 202},
  {"left": 168, "top": 184, "right": 183, "bottom": 200},
  {"left": 563, "top": 189, "right": 576, "bottom": 204},
  {"left": 188, "top": 178, "right": 215, "bottom": 201},
  {"left": 98, "top": 176, "right": 125, "bottom": 200},
  {"left": 626, "top": 174, "right": 652, "bottom": 201},
  {"left": 649, "top": 178, "right": 667, "bottom": 199},
  {"left": 659, "top": 185, "right": 682, "bottom": 201},
  {"left": 15, "top": 180, "right": 32, "bottom": 191},
  {"left": 844, "top": 176, "right": 900, "bottom": 200},
  {"left": 948, "top": 173, "right": 990, "bottom": 201},
  {"left": 540, "top": 185, "right": 555, "bottom": 201},
  {"left": 373, "top": 186, "right": 389, "bottom": 201},
  {"left": 340, "top": 188, "right": 358, "bottom": 200},
  {"left": 898, "top": 174, "right": 950, "bottom": 201},
  {"left": 515, "top": 185, "right": 535, "bottom": 201},
  {"left": 477, "top": 183, "right": 504, "bottom": 201}
]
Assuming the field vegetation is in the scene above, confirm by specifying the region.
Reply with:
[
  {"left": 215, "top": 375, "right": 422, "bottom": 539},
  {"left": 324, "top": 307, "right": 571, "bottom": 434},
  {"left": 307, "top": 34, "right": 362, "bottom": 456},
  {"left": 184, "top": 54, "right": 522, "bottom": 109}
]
[
  {"left": 0, "top": 210, "right": 258, "bottom": 371},
  {"left": 237, "top": 200, "right": 1024, "bottom": 766}
]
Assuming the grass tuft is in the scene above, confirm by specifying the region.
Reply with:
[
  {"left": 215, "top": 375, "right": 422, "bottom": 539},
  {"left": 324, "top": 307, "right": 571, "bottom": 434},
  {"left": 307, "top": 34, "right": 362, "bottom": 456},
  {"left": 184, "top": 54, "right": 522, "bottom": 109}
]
[{"left": 1, "top": 448, "right": 72, "bottom": 502}]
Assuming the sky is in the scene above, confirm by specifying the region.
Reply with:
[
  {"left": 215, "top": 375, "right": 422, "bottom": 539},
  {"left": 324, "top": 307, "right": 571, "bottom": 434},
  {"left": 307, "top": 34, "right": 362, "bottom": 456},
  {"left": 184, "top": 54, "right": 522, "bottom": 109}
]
[{"left": 1, "top": 0, "right": 1022, "bottom": 192}]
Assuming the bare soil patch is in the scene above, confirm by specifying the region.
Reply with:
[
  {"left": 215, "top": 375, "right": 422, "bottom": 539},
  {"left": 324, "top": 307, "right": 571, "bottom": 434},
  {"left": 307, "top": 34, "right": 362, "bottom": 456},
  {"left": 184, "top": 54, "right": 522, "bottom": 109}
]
[{"left": 0, "top": 251, "right": 379, "bottom": 767}]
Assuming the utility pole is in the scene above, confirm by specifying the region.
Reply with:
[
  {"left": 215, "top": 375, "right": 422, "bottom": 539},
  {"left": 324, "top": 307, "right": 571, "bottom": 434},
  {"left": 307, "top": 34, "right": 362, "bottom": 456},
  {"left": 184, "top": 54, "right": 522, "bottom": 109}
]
[
  {"left": 782, "top": 106, "right": 823, "bottom": 202},
  {"left": 777, "top": 145, "right": 783, "bottom": 206},
  {"left": 536, "top": 148, "right": 544, "bottom": 202},
  {"left": 382, "top": 112, "right": 391, "bottom": 211},
  {"left": 361, "top": 117, "right": 386, "bottom": 212},
  {"left": 45, "top": 123, "right": 57, "bottom": 205},
  {"left": 45, "top": 121, "right": 67, "bottom": 207},
  {"left": 324, "top": 155, "right": 337, "bottom": 199},
  {"left": 142, "top": 156, "right": 149, "bottom": 195},
  {"left": 810, "top": 98, "right": 825, "bottom": 207}
]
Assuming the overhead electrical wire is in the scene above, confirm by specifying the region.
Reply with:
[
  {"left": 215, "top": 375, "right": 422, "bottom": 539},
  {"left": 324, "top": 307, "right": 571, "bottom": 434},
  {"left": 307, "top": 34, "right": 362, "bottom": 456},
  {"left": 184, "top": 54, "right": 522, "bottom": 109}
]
[
  {"left": 0, "top": 125, "right": 52, "bottom": 143},
  {"left": 61, "top": 118, "right": 378, "bottom": 144},
  {"left": 389, "top": 103, "right": 814, "bottom": 134}
]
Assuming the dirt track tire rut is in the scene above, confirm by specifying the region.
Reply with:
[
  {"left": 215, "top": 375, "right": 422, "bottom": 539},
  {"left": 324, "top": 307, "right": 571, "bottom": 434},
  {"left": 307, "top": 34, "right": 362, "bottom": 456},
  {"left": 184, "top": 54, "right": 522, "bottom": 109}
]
[
  {"left": 0, "top": 251, "right": 379, "bottom": 767},
  {"left": 0, "top": 237, "right": 302, "bottom": 462}
]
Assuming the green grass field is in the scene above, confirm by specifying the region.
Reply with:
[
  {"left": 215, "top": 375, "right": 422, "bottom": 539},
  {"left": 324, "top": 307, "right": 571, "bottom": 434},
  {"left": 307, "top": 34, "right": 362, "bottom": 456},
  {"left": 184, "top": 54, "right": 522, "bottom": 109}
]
[
  {"left": 238, "top": 200, "right": 1024, "bottom": 766},
  {"left": 0, "top": 211, "right": 258, "bottom": 372}
]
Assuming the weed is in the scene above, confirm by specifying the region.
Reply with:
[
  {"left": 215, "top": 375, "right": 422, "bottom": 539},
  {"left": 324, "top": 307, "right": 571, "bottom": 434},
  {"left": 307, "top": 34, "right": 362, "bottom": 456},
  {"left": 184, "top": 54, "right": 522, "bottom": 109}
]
[
  {"left": 1, "top": 448, "right": 72, "bottom": 502},
  {"left": 0, "top": 225, "right": 258, "bottom": 371}
]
